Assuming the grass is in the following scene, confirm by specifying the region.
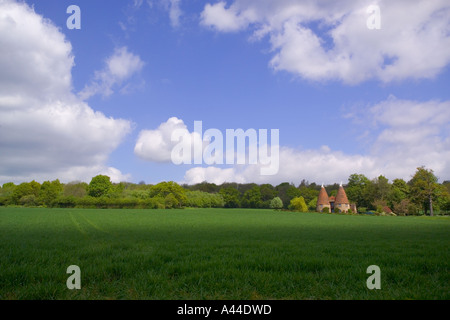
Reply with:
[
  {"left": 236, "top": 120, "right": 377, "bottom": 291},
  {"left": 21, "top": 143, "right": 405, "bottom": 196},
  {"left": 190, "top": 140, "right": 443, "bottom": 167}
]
[{"left": 0, "top": 207, "right": 449, "bottom": 300}]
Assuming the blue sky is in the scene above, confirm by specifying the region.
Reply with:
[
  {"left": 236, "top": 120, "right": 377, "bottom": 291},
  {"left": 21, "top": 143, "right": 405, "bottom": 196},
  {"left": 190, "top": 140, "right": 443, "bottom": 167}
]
[{"left": 1, "top": 0, "right": 449, "bottom": 185}]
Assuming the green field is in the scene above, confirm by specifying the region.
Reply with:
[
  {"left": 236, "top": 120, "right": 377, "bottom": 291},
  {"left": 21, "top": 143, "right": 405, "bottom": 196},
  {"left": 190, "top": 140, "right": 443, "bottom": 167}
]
[{"left": 0, "top": 207, "right": 448, "bottom": 300}]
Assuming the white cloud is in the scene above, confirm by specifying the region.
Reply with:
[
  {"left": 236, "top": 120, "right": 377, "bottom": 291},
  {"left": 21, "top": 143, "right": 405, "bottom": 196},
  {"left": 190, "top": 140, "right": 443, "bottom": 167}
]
[
  {"left": 167, "top": 0, "right": 182, "bottom": 27},
  {"left": 0, "top": 0, "right": 131, "bottom": 184},
  {"left": 367, "top": 97, "right": 450, "bottom": 179},
  {"left": 79, "top": 46, "right": 145, "bottom": 100},
  {"left": 200, "top": 0, "right": 450, "bottom": 84},
  {"left": 200, "top": 1, "right": 256, "bottom": 32},
  {"left": 183, "top": 167, "right": 246, "bottom": 185},
  {"left": 134, "top": 117, "right": 203, "bottom": 163}
]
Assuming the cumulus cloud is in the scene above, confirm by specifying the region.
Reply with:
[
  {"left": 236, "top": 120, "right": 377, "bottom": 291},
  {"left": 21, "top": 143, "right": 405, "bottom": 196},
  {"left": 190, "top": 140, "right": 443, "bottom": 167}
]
[
  {"left": 366, "top": 97, "right": 450, "bottom": 179},
  {"left": 134, "top": 117, "right": 203, "bottom": 163},
  {"left": 0, "top": 0, "right": 131, "bottom": 183},
  {"left": 79, "top": 46, "right": 145, "bottom": 100},
  {"left": 200, "top": 1, "right": 256, "bottom": 32},
  {"left": 200, "top": 0, "right": 450, "bottom": 84},
  {"left": 183, "top": 167, "right": 247, "bottom": 185}
]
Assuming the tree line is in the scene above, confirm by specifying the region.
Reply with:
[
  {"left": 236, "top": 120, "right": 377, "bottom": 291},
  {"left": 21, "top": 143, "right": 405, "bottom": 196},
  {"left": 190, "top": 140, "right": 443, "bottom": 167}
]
[{"left": 0, "top": 166, "right": 449, "bottom": 215}]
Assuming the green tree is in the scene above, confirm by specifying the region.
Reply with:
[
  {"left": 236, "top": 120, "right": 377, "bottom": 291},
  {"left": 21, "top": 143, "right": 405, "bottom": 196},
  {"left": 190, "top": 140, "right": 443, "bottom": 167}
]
[
  {"left": 39, "top": 179, "right": 63, "bottom": 207},
  {"left": 346, "top": 174, "right": 372, "bottom": 208},
  {"left": 275, "top": 182, "right": 294, "bottom": 209},
  {"left": 372, "top": 175, "right": 391, "bottom": 201},
  {"left": 189, "top": 182, "right": 219, "bottom": 193},
  {"left": 11, "top": 181, "right": 41, "bottom": 204},
  {"left": 164, "top": 193, "right": 179, "bottom": 209},
  {"left": 149, "top": 181, "right": 187, "bottom": 207},
  {"left": 0, "top": 183, "right": 16, "bottom": 205},
  {"left": 88, "top": 175, "right": 112, "bottom": 198},
  {"left": 269, "top": 197, "right": 283, "bottom": 210},
  {"left": 298, "top": 186, "right": 319, "bottom": 204},
  {"left": 433, "top": 184, "right": 449, "bottom": 214},
  {"left": 63, "top": 181, "right": 88, "bottom": 198},
  {"left": 286, "top": 186, "right": 301, "bottom": 200},
  {"left": 409, "top": 166, "right": 439, "bottom": 216},
  {"left": 219, "top": 187, "right": 241, "bottom": 208},
  {"left": 439, "top": 189, "right": 450, "bottom": 213},
  {"left": 1, "top": 182, "right": 16, "bottom": 195},
  {"left": 307, "top": 197, "right": 318, "bottom": 211},
  {"left": 186, "top": 191, "right": 224, "bottom": 208},
  {"left": 241, "top": 186, "right": 262, "bottom": 208},
  {"left": 289, "top": 196, "right": 308, "bottom": 212},
  {"left": 388, "top": 178, "right": 409, "bottom": 207},
  {"left": 19, "top": 194, "right": 38, "bottom": 207},
  {"left": 109, "top": 182, "right": 126, "bottom": 198},
  {"left": 260, "top": 184, "right": 276, "bottom": 208}
]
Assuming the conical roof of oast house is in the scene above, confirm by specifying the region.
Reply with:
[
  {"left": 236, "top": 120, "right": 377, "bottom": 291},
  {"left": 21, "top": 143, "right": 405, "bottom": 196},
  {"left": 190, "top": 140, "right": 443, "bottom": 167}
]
[
  {"left": 317, "top": 186, "right": 330, "bottom": 205},
  {"left": 335, "top": 185, "right": 349, "bottom": 204}
]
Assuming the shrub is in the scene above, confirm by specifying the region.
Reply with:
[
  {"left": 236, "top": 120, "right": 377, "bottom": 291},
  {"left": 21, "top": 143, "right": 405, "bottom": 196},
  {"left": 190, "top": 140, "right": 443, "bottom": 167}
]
[
  {"left": 389, "top": 199, "right": 419, "bottom": 216},
  {"left": 269, "top": 197, "right": 283, "bottom": 210},
  {"left": 19, "top": 195, "right": 38, "bottom": 207},
  {"left": 185, "top": 191, "right": 225, "bottom": 208},
  {"left": 289, "top": 197, "right": 308, "bottom": 212},
  {"left": 52, "top": 196, "right": 77, "bottom": 208},
  {"left": 393, "top": 199, "right": 410, "bottom": 216},
  {"left": 149, "top": 181, "right": 187, "bottom": 207},
  {"left": 307, "top": 197, "right": 318, "bottom": 211},
  {"left": 0, "top": 196, "right": 8, "bottom": 206},
  {"left": 407, "top": 202, "right": 421, "bottom": 215},
  {"left": 76, "top": 197, "right": 101, "bottom": 209},
  {"left": 164, "top": 193, "right": 179, "bottom": 209},
  {"left": 141, "top": 197, "right": 165, "bottom": 209},
  {"left": 372, "top": 199, "right": 388, "bottom": 214},
  {"left": 11, "top": 181, "right": 41, "bottom": 204},
  {"left": 321, "top": 207, "right": 330, "bottom": 213},
  {"left": 63, "top": 182, "right": 88, "bottom": 198}
]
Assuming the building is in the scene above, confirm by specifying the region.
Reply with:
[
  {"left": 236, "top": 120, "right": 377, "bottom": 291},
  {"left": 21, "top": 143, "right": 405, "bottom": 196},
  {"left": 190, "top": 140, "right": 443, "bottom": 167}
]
[{"left": 316, "top": 184, "right": 357, "bottom": 213}]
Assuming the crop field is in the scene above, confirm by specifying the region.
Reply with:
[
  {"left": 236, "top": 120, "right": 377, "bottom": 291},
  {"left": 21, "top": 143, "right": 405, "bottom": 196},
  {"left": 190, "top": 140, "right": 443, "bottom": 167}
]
[{"left": 0, "top": 207, "right": 448, "bottom": 300}]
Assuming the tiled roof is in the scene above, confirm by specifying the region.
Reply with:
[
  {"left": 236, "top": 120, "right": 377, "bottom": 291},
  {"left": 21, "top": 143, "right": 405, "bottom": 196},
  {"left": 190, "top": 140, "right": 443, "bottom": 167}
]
[
  {"left": 335, "top": 185, "right": 349, "bottom": 204},
  {"left": 317, "top": 186, "right": 330, "bottom": 205}
]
